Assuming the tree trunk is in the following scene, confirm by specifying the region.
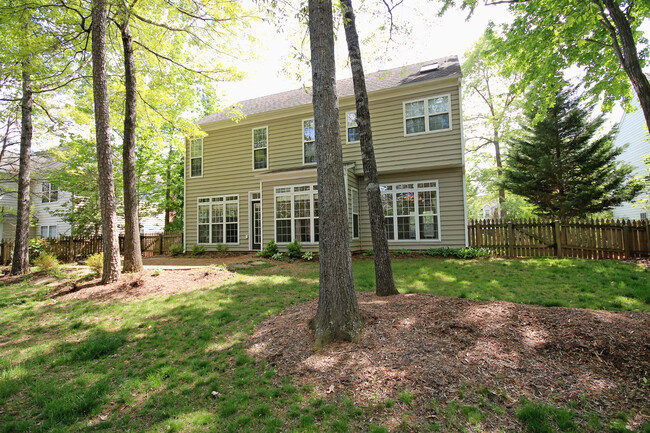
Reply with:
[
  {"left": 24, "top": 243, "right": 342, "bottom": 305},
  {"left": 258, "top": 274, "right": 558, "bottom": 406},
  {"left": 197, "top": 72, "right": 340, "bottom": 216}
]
[
  {"left": 121, "top": 17, "right": 143, "bottom": 273},
  {"left": 341, "top": 0, "right": 398, "bottom": 296},
  {"left": 600, "top": 0, "right": 650, "bottom": 134},
  {"left": 164, "top": 141, "right": 173, "bottom": 227},
  {"left": 493, "top": 131, "right": 505, "bottom": 218},
  {"left": 308, "top": 0, "right": 363, "bottom": 346},
  {"left": 92, "top": 0, "right": 121, "bottom": 283},
  {"left": 11, "top": 60, "right": 32, "bottom": 275}
]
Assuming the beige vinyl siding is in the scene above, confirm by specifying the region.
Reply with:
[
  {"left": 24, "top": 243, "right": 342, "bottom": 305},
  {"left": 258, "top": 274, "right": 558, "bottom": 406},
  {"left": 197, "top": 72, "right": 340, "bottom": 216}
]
[{"left": 356, "top": 168, "right": 467, "bottom": 250}]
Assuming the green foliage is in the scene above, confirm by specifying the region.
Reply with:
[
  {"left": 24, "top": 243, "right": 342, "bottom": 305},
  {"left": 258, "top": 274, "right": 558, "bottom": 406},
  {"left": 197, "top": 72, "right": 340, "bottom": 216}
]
[
  {"left": 271, "top": 252, "right": 284, "bottom": 261},
  {"left": 286, "top": 240, "right": 302, "bottom": 259},
  {"left": 516, "top": 399, "right": 577, "bottom": 433},
  {"left": 70, "top": 332, "right": 126, "bottom": 362},
  {"left": 86, "top": 253, "right": 103, "bottom": 275},
  {"left": 192, "top": 244, "right": 206, "bottom": 256},
  {"left": 302, "top": 251, "right": 314, "bottom": 261},
  {"left": 363, "top": 249, "right": 374, "bottom": 256},
  {"left": 258, "top": 240, "right": 279, "bottom": 258},
  {"left": 425, "top": 247, "right": 492, "bottom": 259},
  {"left": 33, "top": 253, "right": 59, "bottom": 271},
  {"left": 215, "top": 243, "right": 229, "bottom": 253},
  {"left": 503, "top": 87, "right": 643, "bottom": 219},
  {"left": 169, "top": 244, "right": 184, "bottom": 256},
  {"left": 394, "top": 249, "right": 412, "bottom": 255},
  {"left": 152, "top": 268, "right": 162, "bottom": 276},
  {"left": 28, "top": 238, "right": 48, "bottom": 262}
]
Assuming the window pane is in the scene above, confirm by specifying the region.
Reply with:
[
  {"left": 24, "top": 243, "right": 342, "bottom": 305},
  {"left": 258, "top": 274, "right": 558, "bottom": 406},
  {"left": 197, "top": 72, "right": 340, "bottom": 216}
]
[
  {"left": 212, "top": 205, "right": 223, "bottom": 223},
  {"left": 295, "top": 219, "right": 311, "bottom": 242},
  {"left": 304, "top": 141, "right": 317, "bottom": 164},
  {"left": 346, "top": 112, "right": 357, "bottom": 127},
  {"left": 253, "top": 128, "right": 267, "bottom": 148},
  {"left": 419, "top": 215, "right": 438, "bottom": 240},
  {"left": 276, "top": 220, "right": 291, "bottom": 243},
  {"left": 384, "top": 216, "right": 394, "bottom": 240},
  {"left": 397, "top": 216, "right": 416, "bottom": 240},
  {"left": 353, "top": 215, "right": 359, "bottom": 238},
  {"left": 198, "top": 205, "right": 210, "bottom": 224},
  {"left": 428, "top": 96, "right": 449, "bottom": 114},
  {"left": 382, "top": 193, "right": 393, "bottom": 216},
  {"left": 396, "top": 192, "right": 415, "bottom": 216},
  {"left": 226, "top": 223, "right": 238, "bottom": 243},
  {"left": 405, "top": 101, "right": 424, "bottom": 118},
  {"left": 226, "top": 202, "right": 238, "bottom": 222},
  {"left": 348, "top": 127, "right": 359, "bottom": 142},
  {"left": 314, "top": 218, "right": 319, "bottom": 242},
  {"left": 50, "top": 188, "right": 58, "bottom": 202},
  {"left": 429, "top": 113, "right": 450, "bottom": 131},
  {"left": 313, "top": 194, "right": 318, "bottom": 217},
  {"left": 303, "top": 119, "right": 315, "bottom": 142},
  {"left": 418, "top": 190, "right": 437, "bottom": 215},
  {"left": 191, "top": 140, "right": 202, "bottom": 158},
  {"left": 294, "top": 194, "right": 310, "bottom": 218},
  {"left": 49, "top": 226, "right": 57, "bottom": 238},
  {"left": 212, "top": 224, "right": 223, "bottom": 243},
  {"left": 276, "top": 196, "right": 291, "bottom": 219},
  {"left": 191, "top": 158, "right": 202, "bottom": 177},
  {"left": 40, "top": 226, "right": 48, "bottom": 238},
  {"left": 198, "top": 224, "right": 209, "bottom": 243},
  {"left": 405, "top": 117, "right": 425, "bottom": 134},
  {"left": 254, "top": 148, "right": 267, "bottom": 169}
]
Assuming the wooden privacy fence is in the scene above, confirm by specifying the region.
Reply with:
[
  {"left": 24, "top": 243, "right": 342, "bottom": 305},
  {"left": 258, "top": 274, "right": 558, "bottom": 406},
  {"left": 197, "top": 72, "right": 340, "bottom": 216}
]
[
  {"left": 0, "top": 231, "right": 184, "bottom": 265},
  {"left": 468, "top": 218, "right": 650, "bottom": 259}
]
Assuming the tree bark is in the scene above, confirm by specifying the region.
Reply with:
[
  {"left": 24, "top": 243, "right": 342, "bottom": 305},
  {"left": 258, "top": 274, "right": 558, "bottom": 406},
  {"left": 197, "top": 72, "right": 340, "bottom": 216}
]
[
  {"left": 308, "top": 0, "right": 363, "bottom": 346},
  {"left": 164, "top": 141, "right": 173, "bottom": 227},
  {"left": 341, "top": 0, "right": 398, "bottom": 296},
  {"left": 11, "top": 60, "right": 32, "bottom": 275},
  {"left": 599, "top": 0, "right": 650, "bottom": 134},
  {"left": 493, "top": 131, "right": 505, "bottom": 218},
  {"left": 121, "top": 17, "right": 143, "bottom": 273},
  {"left": 92, "top": 0, "right": 121, "bottom": 283}
]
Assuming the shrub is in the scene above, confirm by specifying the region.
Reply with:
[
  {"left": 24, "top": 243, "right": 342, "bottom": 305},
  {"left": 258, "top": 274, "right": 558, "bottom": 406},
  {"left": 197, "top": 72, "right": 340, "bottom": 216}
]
[
  {"left": 302, "top": 251, "right": 314, "bottom": 261},
  {"left": 286, "top": 239, "right": 302, "bottom": 259},
  {"left": 152, "top": 268, "right": 162, "bottom": 276},
  {"left": 258, "top": 240, "right": 279, "bottom": 258},
  {"left": 192, "top": 244, "right": 206, "bottom": 256},
  {"left": 86, "top": 253, "right": 103, "bottom": 275},
  {"left": 169, "top": 244, "right": 183, "bottom": 256},
  {"left": 215, "top": 243, "right": 229, "bottom": 253},
  {"left": 29, "top": 238, "right": 49, "bottom": 262},
  {"left": 33, "top": 253, "right": 59, "bottom": 271},
  {"left": 271, "top": 252, "right": 284, "bottom": 261},
  {"left": 363, "top": 249, "right": 374, "bottom": 256},
  {"left": 394, "top": 249, "right": 412, "bottom": 255},
  {"left": 425, "top": 247, "right": 492, "bottom": 259}
]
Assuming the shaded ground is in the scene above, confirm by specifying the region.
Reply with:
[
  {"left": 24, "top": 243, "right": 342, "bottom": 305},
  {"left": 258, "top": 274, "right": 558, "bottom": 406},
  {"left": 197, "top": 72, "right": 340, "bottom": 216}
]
[
  {"left": 142, "top": 252, "right": 259, "bottom": 267},
  {"left": 247, "top": 292, "right": 650, "bottom": 431}
]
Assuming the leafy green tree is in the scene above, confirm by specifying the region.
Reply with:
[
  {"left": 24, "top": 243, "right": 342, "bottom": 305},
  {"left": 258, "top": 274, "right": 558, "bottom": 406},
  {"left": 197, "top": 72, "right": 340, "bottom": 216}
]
[
  {"left": 441, "top": 0, "right": 650, "bottom": 132},
  {"left": 503, "top": 87, "right": 642, "bottom": 219}
]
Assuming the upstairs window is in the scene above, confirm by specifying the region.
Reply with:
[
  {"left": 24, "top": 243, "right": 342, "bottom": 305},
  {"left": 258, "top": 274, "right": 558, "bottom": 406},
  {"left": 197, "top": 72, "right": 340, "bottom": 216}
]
[
  {"left": 252, "top": 127, "right": 268, "bottom": 170},
  {"left": 303, "top": 119, "right": 316, "bottom": 164},
  {"left": 42, "top": 182, "right": 58, "bottom": 203},
  {"left": 404, "top": 94, "right": 451, "bottom": 135},
  {"left": 190, "top": 138, "right": 203, "bottom": 177},
  {"left": 346, "top": 112, "right": 359, "bottom": 143}
]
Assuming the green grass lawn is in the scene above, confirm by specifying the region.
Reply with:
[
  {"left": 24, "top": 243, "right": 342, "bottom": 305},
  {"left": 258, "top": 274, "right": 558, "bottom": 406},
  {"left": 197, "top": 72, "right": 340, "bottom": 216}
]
[{"left": 0, "top": 257, "right": 648, "bottom": 433}]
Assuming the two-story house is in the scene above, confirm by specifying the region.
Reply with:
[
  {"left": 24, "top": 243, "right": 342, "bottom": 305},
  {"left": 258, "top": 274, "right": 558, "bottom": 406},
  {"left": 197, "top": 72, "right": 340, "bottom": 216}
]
[{"left": 185, "top": 56, "right": 468, "bottom": 252}]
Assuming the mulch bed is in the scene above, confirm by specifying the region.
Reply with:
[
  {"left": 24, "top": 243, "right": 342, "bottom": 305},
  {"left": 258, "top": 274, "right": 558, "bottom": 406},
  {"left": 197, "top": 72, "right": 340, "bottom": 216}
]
[
  {"left": 247, "top": 293, "right": 650, "bottom": 431},
  {"left": 50, "top": 267, "right": 233, "bottom": 302}
]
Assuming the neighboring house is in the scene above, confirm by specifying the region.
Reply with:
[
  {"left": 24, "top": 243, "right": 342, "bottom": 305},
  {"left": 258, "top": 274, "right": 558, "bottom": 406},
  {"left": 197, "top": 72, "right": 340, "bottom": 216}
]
[
  {"left": 185, "top": 55, "right": 468, "bottom": 252},
  {"left": 612, "top": 96, "right": 650, "bottom": 220},
  {"left": 0, "top": 151, "right": 165, "bottom": 240}
]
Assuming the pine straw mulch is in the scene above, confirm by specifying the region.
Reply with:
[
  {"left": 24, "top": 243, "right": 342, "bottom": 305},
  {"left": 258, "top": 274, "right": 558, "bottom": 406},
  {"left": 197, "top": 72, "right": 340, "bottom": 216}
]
[
  {"left": 246, "top": 292, "right": 650, "bottom": 431},
  {"left": 50, "top": 267, "right": 233, "bottom": 303}
]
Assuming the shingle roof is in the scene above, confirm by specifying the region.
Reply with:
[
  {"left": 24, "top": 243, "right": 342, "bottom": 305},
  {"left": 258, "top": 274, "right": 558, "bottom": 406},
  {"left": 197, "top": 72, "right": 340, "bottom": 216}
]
[{"left": 197, "top": 55, "right": 461, "bottom": 125}]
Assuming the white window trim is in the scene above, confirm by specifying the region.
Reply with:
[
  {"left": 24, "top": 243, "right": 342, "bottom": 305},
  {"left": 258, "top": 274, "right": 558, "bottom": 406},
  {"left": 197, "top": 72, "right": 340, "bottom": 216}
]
[
  {"left": 403, "top": 93, "right": 452, "bottom": 137},
  {"left": 351, "top": 187, "right": 359, "bottom": 239},
  {"left": 40, "top": 225, "right": 57, "bottom": 238},
  {"left": 274, "top": 184, "right": 319, "bottom": 245},
  {"left": 302, "top": 118, "right": 316, "bottom": 166},
  {"left": 248, "top": 190, "right": 262, "bottom": 251},
  {"left": 345, "top": 111, "right": 359, "bottom": 144},
  {"left": 382, "top": 180, "right": 442, "bottom": 242},
  {"left": 196, "top": 194, "right": 239, "bottom": 245},
  {"left": 252, "top": 126, "right": 269, "bottom": 171},
  {"left": 189, "top": 138, "right": 203, "bottom": 178}
]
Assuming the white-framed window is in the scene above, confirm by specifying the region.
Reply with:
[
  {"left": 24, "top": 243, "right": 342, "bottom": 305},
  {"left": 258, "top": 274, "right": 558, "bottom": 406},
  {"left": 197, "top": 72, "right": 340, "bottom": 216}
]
[
  {"left": 275, "top": 184, "right": 319, "bottom": 244},
  {"left": 252, "top": 127, "right": 268, "bottom": 170},
  {"left": 381, "top": 181, "right": 440, "bottom": 241},
  {"left": 42, "top": 182, "right": 58, "bottom": 203},
  {"left": 303, "top": 119, "right": 316, "bottom": 164},
  {"left": 346, "top": 111, "right": 359, "bottom": 143},
  {"left": 197, "top": 195, "right": 238, "bottom": 244},
  {"left": 40, "top": 225, "right": 57, "bottom": 238},
  {"left": 403, "top": 94, "right": 451, "bottom": 135},
  {"left": 190, "top": 138, "right": 203, "bottom": 177},
  {"left": 351, "top": 188, "right": 359, "bottom": 239}
]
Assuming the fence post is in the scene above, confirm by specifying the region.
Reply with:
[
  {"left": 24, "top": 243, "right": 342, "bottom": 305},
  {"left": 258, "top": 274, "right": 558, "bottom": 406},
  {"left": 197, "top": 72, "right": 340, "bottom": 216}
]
[
  {"left": 159, "top": 233, "right": 164, "bottom": 255},
  {"left": 507, "top": 221, "right": 514, "bottom": 258},
  {"left": 622, "top": 222, "right": 631, "bottom": 258},
  {"left": 554, "top": 220, "right": 563, "bottom": 258}
]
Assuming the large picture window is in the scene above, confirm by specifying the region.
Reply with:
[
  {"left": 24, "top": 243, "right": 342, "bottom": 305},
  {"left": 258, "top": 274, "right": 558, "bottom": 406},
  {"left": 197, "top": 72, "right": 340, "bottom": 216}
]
[
  {"left": 303, "top": 119, "right": 316, "bottom": 164},
  {"left": 190, "top": 138, "right": 203, "bottom": 177},
  {"left": 275, "top": 185, "right": 319, "bottom": 243},
  {"left": 197, "top": 195, "right": 238, "bottom": 244},
  {"left": 252, "top": 127, "right": 268, "bottom": 170},
  {"left": 403, "top": 94, "right": 451, "bottom": 135},
  {"left": 42, "top": 182, "right": 58, "bottom": 203},
  {"left": 381, "top": 181, "right": 440, "bottom": 241}
]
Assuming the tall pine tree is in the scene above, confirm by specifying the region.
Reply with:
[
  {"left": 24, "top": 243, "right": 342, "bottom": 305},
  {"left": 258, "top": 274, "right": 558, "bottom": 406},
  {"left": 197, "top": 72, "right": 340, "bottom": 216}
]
[{"left": 503, "top": 87, "right": 642, "bottom": 219}]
